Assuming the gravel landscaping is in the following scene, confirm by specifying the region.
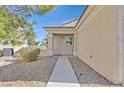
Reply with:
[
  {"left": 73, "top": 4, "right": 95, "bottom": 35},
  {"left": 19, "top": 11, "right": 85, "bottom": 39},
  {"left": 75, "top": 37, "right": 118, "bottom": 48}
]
[
  {"left": 0, "top": 56, "right": 58, "bottom": 87},
  {"left": 69, "top": 57, "right": 122, "bottom": 87}
]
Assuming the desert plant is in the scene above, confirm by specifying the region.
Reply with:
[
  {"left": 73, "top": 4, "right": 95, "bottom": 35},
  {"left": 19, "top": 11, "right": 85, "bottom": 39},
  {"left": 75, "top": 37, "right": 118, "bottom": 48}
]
[{"left": 20, "top": 47, "right": 40, "bottom": 62}]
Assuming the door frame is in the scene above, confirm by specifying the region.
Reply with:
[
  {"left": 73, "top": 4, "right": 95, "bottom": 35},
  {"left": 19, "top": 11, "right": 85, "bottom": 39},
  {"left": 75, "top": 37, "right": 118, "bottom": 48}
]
[{"left": 53, "top": 34, "right": 74, "bottom": 56}]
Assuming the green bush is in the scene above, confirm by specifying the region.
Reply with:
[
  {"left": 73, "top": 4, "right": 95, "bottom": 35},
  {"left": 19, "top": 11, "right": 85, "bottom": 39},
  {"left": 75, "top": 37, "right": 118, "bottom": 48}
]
[{"left": 20, "top": 48, "right": 40, "bottom": 62}]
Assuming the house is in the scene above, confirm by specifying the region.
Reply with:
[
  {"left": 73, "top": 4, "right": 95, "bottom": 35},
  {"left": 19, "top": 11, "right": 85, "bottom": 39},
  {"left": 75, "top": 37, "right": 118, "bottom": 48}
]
[
  {"left": 44, "top": 18, "right": 78, "bottom": 56},
  {"left": 44, "top": 5, "right": 124, "bottom": 84}
]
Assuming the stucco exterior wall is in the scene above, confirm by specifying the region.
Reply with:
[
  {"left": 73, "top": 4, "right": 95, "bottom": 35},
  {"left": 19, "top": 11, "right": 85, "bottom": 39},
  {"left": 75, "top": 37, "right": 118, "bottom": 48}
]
[
  {"left": 76, "top": 6, "right": 121, "bottom": 83},
  {"left": 0, "top": 43, "right": 27, "bottom": 53},
  {"left": 118, "top": 6, "right": 124, "bottom": 83}
]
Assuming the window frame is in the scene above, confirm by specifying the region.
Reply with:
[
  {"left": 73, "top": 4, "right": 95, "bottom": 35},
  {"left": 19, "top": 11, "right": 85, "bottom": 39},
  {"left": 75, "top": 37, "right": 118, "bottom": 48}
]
[{"left": 65, "top": 36, "right": 73, "bottom": 46}]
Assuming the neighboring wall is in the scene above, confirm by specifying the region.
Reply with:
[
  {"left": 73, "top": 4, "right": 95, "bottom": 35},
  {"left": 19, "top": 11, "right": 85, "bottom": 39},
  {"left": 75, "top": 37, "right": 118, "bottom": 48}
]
[
  {"left": 76, "top": 6, "right": 121, "bottom": 84},
  {"left": 0, "top": 43, "right": 27, "bottom": 53}
]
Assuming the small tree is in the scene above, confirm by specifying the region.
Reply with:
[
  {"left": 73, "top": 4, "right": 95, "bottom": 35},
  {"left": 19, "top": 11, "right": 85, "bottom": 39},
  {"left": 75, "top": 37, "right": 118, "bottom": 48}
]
[
  {"left": 25, "top": 27, "right": 36, "bottom": 46},
  {"left": 0, "top": 5, "right": 57, "bottom": 46},
  {"left": 24, "top": 22, "right": 36, "bottom": 46},
  {"left": 40, "top": 35, "right": 48, "bottom": 50},
  {"left": 35, "top": 41, "right": 41, "bottom": 46}
]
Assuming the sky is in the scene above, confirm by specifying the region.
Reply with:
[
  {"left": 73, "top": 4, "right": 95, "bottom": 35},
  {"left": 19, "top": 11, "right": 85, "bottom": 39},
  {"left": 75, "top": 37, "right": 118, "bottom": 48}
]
[{"left": 28, "top": 5, "right": 87, "bottom": 42}]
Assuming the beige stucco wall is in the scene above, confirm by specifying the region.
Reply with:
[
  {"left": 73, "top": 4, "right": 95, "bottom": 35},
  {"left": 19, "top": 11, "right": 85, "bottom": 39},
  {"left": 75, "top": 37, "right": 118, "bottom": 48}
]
[
  {"left": 76, "top": 6, "right": 121, "bottom": 84},
  {"left": 0, "top": 43, "right": 27, "bottom": 53},
  {"left": 118, "top": 6, "right": 124, "bottom": 83}
]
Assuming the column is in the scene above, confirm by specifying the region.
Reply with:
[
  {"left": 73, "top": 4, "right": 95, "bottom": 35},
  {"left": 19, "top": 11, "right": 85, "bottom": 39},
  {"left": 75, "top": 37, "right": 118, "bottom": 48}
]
[
  {"left": 73, "top": 33, "right": 78, "bottom": 56},
  {"left": 48, "top": 33, "right": 53, "bottom": 56}
]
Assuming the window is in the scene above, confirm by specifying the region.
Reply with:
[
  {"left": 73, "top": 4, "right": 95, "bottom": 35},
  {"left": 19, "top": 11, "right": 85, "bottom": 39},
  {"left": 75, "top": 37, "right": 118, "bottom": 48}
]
[{"left": 65, "top": 36, "right": 73, "bottom": 46}]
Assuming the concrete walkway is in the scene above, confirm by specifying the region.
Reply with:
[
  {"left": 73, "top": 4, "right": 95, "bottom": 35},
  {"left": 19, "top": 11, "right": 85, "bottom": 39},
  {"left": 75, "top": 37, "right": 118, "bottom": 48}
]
[{"left": 47, "top": 56, "right": 80, "bottom": 87}]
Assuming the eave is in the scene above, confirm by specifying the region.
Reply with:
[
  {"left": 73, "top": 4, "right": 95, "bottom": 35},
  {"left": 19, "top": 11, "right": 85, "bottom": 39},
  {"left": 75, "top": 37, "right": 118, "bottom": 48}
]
[{"left": 43, "top": 26, "right": 76, "bottom": 34}]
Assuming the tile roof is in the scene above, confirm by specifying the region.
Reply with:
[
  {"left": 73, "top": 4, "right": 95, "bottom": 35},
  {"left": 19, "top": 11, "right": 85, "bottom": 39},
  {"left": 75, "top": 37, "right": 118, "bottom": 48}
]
[{"left": 44, "top": 19, "right": 78, "bottom": 28}]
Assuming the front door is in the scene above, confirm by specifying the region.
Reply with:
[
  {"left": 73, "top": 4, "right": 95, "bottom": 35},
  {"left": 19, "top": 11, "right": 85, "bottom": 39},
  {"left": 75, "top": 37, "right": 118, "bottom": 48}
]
[
  {"left": 61, "top": 35, "right": 73, "bottom": 55},
  {"left": 53, "top": 35, "right": 73, "bottom": 56},
  {"left": 53, "top": 35, "right": 62, "bottom": 55}
]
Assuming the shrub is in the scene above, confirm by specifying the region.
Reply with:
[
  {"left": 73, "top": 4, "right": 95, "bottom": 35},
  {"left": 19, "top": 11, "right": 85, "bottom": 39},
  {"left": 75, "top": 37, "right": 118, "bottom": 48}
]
[
  {"left": 13, "top": 47, "right": 33, "bottom": 58},
  {"left": 20, "top": 48, "right": 40, "bottom": 62}
]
